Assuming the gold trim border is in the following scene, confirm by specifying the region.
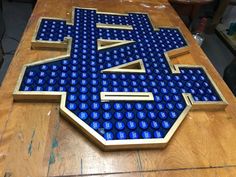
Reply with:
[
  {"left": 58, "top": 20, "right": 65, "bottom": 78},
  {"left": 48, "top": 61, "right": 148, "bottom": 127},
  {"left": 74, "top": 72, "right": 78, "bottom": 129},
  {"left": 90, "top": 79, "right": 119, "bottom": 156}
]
[
  {"left": 100, "top": 92, "right": 154, "bottom": 102},
  {"left": 96, "top": 23, "right": 133, "bottom": 30},
  {"left": 97, "top": 39, "right": 135, "bottom": 51},
  {"left": 13, "top": 7, "right": 227, "bottom": 150},
  {"left": 101, "top": 59, "right": 146, "bottom": 73}
]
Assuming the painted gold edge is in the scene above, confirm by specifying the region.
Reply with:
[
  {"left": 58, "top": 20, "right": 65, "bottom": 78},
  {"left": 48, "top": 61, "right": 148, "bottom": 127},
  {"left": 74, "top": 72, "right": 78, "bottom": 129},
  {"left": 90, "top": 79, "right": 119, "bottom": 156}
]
[
  {"left": 100, "top": 91, "right": 227, "bottom": 150},
  {"left": 145, "top": 14, "right": 189, "bottom": 46},
  {"left": 97, "top": 11, "right": 129, "bottom": 16},
  {"left": 27, "top": 54, "right": 69, "bottom": 66},
  {"left": 15, "top": 38, "right": 71, "bottom": 93},
  {"left": 164, "top": 45, "right": 227, "bottom": 107},
  {"left": 32, "top": 17, "right": 71, "bottom": 42},
  {"left": 104, "top": 139, "right": 167, "bottom": 149},
  {"left": 201, "top": 66, "right": 228, "bottom": 104},
  {"left": 13, "top": 38, "right": 72, "bottom": 98},
  {"left": 185, "top": 93, "right": 227, "bottom": 107},
  {"left": 163, "top": 94, "right": 192, "bottom": 143},
  {"left": 173, "top": 63, "right": 228, "bottom": 107},
  {"left": 101, "top": 69, "right": 146, "bottom": 73},
  {"left": 96, "top": 23, "right": 133, "bottom": 30},
  {"left": 100, "top": 92, "right": 153, "bottom": 95},
  {"left": 97, "top": 39, "right": 135, "bottom": 51},
  {"left": 73, "top": 6, "right": 128, "bottom": 16},
  {"left": 31, "top": 13, "right": 74, "bottom": 49},
  {"left": 100, "top": 92, "right": 154, "bottom": 102},
  {"left": 38, "top": 16, "right": 74, "bottom": 26},
  {"left": 13, "top": 92, "right": 64, "bottom": 101},
  {"left": 32, "top": 17, "right": 43, "bottom": 43},
  {"left": 59, "top": 94, "right": 107, "bottom": 148},
  {"left": 29, "top": 38, "right": 71, "bottom": 66},
  {"left": 166, "top": 46, "right": 190, "bottom": 59},
  {"left": 31, "top": 42, "right": 68, "bottom": 50},
  {"left": 72, "top": 6, "right": 97, "bottom": 11},
  {"left": 101, "top": 59, "right": 145, "bottom": 73},
  {"left": 187, "top": 94, "right": 227, "bottom": 111},
  {"left": 98, "top": 39, "right": 134, "bottom": 42},
  {"left": 32, "top": 36, "right": 71, "bottom": 51},
  {"left": 13, "top": 54, "right": 69, "bottom": 96},
  {"left": 13, "top": 66, "right": 27, "bottom": 96},
  {"left": 102, "top": 94, "right": 192, "bottom": 150},
  {"left": 70, "top": 6, "right": 75, "bottom": 25},
  {"left": 32, "top": 41, "right": 67, "bottom": 45}
]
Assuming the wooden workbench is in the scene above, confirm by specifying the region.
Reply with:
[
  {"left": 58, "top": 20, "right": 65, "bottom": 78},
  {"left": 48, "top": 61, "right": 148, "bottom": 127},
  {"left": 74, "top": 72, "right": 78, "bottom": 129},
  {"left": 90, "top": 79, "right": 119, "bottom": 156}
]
[{"left": 1, "top": 0, "right": 236, "bottom": 176}]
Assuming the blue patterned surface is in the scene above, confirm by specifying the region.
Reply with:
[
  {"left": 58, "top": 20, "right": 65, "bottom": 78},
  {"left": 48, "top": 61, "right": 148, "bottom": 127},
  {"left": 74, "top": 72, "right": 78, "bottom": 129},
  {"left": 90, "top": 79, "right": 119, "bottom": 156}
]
[{"left": 19, "top": 8, "right": 222, "bottom": 141}]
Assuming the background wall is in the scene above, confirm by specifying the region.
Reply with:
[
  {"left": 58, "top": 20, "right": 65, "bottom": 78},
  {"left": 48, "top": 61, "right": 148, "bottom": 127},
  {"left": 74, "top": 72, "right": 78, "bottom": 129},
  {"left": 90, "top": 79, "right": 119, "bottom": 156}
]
[{"left": 222, "top": 6, "right": 236, "bottom": 27}]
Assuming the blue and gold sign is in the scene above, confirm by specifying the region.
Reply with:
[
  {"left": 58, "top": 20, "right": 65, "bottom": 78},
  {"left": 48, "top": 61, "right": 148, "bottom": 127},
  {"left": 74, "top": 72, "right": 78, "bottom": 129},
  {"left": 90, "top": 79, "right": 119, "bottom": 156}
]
[{"left": 13, "top": 7, "right": 227, "bottom": 150}]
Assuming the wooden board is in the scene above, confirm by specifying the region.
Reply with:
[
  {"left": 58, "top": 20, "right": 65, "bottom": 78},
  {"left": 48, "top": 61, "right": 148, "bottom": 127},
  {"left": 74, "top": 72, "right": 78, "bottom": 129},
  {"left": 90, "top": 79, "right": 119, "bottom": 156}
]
[
  {"left": 0, "top": 0, "right": 236, "bottom": 176},
  {"left": 12, "top": 6, "right": 227, "bottom": 150}
]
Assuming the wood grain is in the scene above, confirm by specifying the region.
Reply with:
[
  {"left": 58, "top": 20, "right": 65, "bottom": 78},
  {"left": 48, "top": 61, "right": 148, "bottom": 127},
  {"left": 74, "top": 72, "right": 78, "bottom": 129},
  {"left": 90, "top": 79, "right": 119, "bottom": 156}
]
[
  {"left": 74, "top": 167, "right": 236, "bottom": 177},
  {"left": 0, "top": 0, "right": 236, "bottom": 176}
]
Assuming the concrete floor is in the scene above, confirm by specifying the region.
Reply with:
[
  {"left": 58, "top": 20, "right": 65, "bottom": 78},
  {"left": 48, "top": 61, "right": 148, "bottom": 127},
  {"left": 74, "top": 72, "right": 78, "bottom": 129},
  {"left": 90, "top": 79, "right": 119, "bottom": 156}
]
[{"left": 0, "top": 0, "right": 235, "bottom": 85}]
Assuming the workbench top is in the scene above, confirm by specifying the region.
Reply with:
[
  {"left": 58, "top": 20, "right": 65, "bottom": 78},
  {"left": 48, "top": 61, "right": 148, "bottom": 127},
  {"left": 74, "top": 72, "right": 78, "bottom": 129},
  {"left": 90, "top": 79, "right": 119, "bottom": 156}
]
[{"left": 1, "top": 0, "right": 236, "bottom": 176}]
